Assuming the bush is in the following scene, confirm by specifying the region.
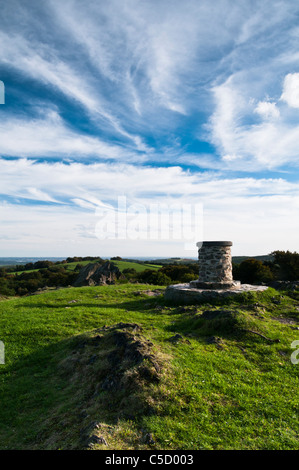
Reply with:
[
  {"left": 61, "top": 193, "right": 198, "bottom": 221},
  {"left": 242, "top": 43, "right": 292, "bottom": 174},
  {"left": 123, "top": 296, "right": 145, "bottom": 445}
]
[
  {"left": 33, "top": 260, "right": 54, "bottom": 269},
  {"left": 0, "top": 268, "right": 7, "bottom": 278},
  {"left": 271, "top": 250, "right": 299, "bottom": 281},
  {"left": 179, "top": 272, "right": 197, "bottom": 283},
  {"left": 122, "top": 268, "right": 138, "bottom": 281},
  {"left": 137, "top": 269, "right": 172, "bottom": 285},
  {"left": 0, "top": 278, "right": 16, "bottom": 296},
  {"left": 74, "top": 264, "right": 84, "bottom": 271},
  {"left": 233, "top": 259, "right": 274, "bottom": 284},
  {"left": 159, "top": 265, "right": 198, "bottom": 283}
]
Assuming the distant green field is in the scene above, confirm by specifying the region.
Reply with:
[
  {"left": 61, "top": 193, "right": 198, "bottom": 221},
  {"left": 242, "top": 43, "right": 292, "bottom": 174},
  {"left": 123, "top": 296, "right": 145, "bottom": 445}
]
[
  {"left": 6, "top": 255, "right": 275, "bottom": 275},
  {"left": 110, "top": 260, "right": 162, "bottom": 272},
  {"left": 10, "top": 259, "right": 162, "bottom": 275},
  {"left": 9, "top": 259, "right": 102, "bottom": 275},
  {"left": 232, "top": 255, "right": 274, "bottom": 264}
]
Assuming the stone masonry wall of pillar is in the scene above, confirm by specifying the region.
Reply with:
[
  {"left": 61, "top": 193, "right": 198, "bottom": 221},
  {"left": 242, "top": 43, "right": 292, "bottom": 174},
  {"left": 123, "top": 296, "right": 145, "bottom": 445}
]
[{"left": 197, "top": 244, "right": 233, "bottom": 283}]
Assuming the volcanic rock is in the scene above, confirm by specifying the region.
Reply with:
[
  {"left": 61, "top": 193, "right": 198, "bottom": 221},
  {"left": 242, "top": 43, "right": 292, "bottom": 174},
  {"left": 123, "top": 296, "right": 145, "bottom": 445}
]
[{"left": 73, "top": 261, "right": 123, "bottom": 287}]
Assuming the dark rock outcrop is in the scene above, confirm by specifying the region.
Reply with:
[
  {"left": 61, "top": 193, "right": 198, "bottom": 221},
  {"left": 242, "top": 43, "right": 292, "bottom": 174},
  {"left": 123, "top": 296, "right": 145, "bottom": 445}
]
[
  {"left": 268, "top": 280, "right": 299, "bottom": 291},
  {"left": 73, "top": 261, "right": 123, "bottom": 287}
]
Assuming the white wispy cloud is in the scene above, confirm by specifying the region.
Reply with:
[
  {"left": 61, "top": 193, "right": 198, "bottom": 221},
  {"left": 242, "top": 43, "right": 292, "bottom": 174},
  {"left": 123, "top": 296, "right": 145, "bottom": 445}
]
[
  {"left": 0, "top": 157, "right": 293, "bottom": 198},
  {"left": 254, "top": 101, "right": 280, "bottom": 120},
  {"left": 0, "top": 28, "right": 149, "bottom": 151},
  {"left": 0, "top": 110, "right": 147, "bottom": 161},
  {"left": 1, "top": 158, "right": 299, "bottom": 256},
  {"left": 281, "top": 73, "right": 299, "bottom": 108},
  {"left": 49, "top": 0, "right": 261, "bottom": 118},
  {"left": 2, "top": 0, "right": 299, "bottom": 168},
  {"left": 0, "top": 31, "right": 98, "bottom": 111},
  {"left": 1, "top": 0, "right": 299, "bottom": 256},
  {"left": 208, "top": 71, "right": 299, "bottom": 169}
]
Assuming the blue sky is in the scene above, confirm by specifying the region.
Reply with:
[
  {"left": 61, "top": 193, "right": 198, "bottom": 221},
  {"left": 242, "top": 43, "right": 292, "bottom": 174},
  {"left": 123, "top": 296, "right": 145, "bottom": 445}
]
[{"left": 1, "top": 0, "right": 299, "bottom": 257}]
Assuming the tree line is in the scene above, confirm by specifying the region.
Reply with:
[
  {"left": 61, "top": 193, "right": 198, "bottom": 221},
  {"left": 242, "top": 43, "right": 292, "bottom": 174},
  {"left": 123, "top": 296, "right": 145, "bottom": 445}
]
[
  {"left": 0, "top": 257, "right": 105, "bottom": 296},
  {"left": 122, "top": 250, "right": 299, "bottom": 286},
  {"left": 5, "top": 256, "right": 104, "bottom": 273},
  {"left": 232, "top": 250, "right": 299, "bottom": 284},
  {"left": 0, "top": 250, "right": 298, "bottom": 296}
]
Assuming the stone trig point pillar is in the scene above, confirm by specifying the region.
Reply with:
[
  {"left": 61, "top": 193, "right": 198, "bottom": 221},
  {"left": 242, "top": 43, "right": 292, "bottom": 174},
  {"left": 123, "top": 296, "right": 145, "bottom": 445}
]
[
  {"left": 190, "top": 241, "right": 240, "bottom": 289},
  {"left": 164, "top": 239, "right": 268, "bottom": 303}
]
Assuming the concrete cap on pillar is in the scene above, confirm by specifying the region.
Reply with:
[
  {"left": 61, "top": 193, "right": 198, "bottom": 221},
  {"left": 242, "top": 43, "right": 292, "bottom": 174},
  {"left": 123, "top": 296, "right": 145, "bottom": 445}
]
[{"left": 196, "top": 241, "right": 233, "bottom": 247}]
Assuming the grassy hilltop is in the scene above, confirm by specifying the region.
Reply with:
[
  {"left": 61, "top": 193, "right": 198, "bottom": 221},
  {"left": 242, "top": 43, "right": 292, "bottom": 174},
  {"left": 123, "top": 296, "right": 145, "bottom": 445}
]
[{"left": 0, "top": 282, "right": 298, "bottom": 450}]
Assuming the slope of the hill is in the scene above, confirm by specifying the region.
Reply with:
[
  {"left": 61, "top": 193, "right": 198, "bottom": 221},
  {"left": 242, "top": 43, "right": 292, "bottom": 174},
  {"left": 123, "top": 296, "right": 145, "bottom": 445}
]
[{"left": 0, "top": 284, "right": 298, "bottom": 450}]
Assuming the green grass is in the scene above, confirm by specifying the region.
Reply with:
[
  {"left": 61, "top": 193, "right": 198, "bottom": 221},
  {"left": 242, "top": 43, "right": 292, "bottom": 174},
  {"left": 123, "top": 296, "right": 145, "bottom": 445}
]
[
  {"left": 110, "top": 260, "right": 162, "bottom": 272},
  {"left": 0, "top": 284, "right": 298, "bottom": 449}
]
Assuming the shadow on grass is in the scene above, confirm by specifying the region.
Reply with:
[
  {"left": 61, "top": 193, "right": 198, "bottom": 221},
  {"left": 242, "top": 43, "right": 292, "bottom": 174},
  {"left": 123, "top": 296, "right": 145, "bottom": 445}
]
[
  {"left": 0, "top": 323, "right": 164, "bottom": 450},
  {"left": 163, "top": 306, "right": 275, "bottom": 347},
  {"left": 15, "top": 295, "right": 168, "bottom": 314}
]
